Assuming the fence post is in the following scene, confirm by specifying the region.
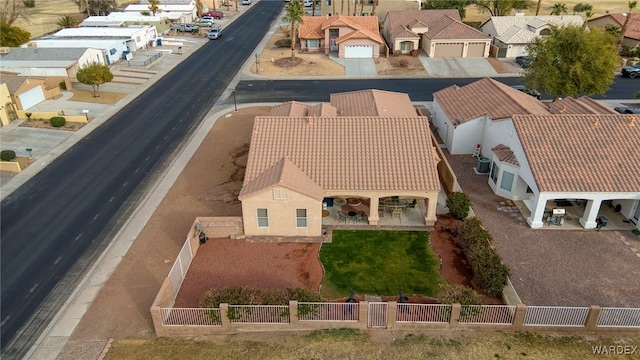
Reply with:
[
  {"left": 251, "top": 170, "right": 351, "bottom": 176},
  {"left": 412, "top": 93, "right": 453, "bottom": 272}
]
[
  {"left": 220, "top": 303, "right": 231, "bottom": 330},
  {"left": 450, "top": 303, "right": 461, "bottom": 328},
  {"left": 387, "top": 301, "right": 397, "bottom": 330},
  {"left": 585, "top": 305, "right": 601, "bottom": 331},
  {"left": 289, "top": 300, "right": 299, "bottom": 326},
  {"left": 359, "top": 301, "right": 368, "bottom": 329},
  {"left": 512, "top": 303, "right": 527, "bottom": 330},
  {"left": 149, "top": 305, "right": 166, "bottom": 337}
]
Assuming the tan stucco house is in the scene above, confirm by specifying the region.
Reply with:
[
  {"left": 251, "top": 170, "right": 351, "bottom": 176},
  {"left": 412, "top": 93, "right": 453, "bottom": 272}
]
[
  {"left": 239, "top": 89, "right": 441, "bottom": 237},
  {"left": 298, "top": 15, "right": 383, "bottom": 58},
  {"left": 587, "top": 13, "right": 640, "bottom": 49},
  {"left": 0, "top": 74, "right": 60, "bottom": 112},
  {"left": 383, "top": 9, "right": 490, "bottom": 57},
  {"left": 319, "top": 0, "right": 421, "bottom": 22}
]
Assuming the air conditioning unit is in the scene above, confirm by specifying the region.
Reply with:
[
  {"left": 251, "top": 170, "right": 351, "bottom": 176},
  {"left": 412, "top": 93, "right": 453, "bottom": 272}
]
[{"left": 0, "top": 47, "right": 11, "bottom": 54}]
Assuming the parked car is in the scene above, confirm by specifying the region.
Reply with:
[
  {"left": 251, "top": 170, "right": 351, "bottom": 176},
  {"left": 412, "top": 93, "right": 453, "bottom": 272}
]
[
  {"left": 515, "top": 55, "right": 532, "bottom": 68},
  {"left": 511, "top": 85, "right": 541, "bottom": 99},
  {"left": 203, "top": 10, "right": 224, "bottom": 19},
  {"left": 242, "top": 0, "right": 251, "bottom": 4},
  {"left": 207, "top": 27, "right": 222, "bottom": 40},
  {"left": 171, "top": 23, "right": 199, "bottom": 32},
  {"left": 304, "top": 0, "right": 312, "bottom": 6},
  {"left": 614, "top": 106, "right": 640, "bottom": 114},
  {"left": 621, "top": 63, "right": 640, "bottom": 78},
  {"left": 200, "top": 16, "right": 214, "bottom": 27}
]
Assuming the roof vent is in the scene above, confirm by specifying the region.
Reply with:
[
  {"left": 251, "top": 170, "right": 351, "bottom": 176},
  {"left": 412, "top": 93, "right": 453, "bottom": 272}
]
[
  {"left": 630, "top": 117, "right": 636, "bottom": 127},
  {"left": 306, "top": 117, "right": 313, "bottom": 125},
  {"left": 0, "top": 47, "right": 10, "bottom": 54}
]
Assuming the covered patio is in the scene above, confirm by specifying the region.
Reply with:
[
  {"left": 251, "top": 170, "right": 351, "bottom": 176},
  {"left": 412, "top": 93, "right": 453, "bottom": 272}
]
[{"left": 321, "top": 196, "right": 431, "bottom": 227}]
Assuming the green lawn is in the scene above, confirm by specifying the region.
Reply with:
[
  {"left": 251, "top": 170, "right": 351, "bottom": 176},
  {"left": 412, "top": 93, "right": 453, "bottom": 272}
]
[{"left": 319, "top": 230, "right": 445, "bottom": 299}]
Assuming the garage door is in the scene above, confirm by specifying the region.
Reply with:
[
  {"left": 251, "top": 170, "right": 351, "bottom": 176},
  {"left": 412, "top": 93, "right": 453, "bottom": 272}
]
[
  {"left": 433, "top": 43, "right": 463, "bottom": 58},
  {"left": 18, "top": 86, "right": 45, "bottom": 110},
  {"left": 467, "top": 42, "right": 486, "bottom": 57},
  {"left": 344, "top": 45, "right": 373, "bottom": 58}
]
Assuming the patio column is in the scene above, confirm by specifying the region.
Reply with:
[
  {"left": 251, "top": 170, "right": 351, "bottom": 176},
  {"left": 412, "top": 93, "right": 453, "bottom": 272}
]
[
  {"left": 424, "top": 196, "right": 437, "bottom": 226},
  {"left": 369, "top": 197, "right": 380, "bottom": 225},
  {"left": 579, "top": 199, "right": 602, "bottom": 229},
  {"left": 527, "top": 193, "right": 548, "bottom": 229}
]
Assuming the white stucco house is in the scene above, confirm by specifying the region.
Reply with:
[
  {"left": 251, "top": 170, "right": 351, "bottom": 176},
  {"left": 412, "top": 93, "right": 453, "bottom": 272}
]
[
  {"left": 52, "top": 26, "right": 158, "bottom": 50},
  {"left": 23, "top": 39, "right": 129, "bottom": 64}
]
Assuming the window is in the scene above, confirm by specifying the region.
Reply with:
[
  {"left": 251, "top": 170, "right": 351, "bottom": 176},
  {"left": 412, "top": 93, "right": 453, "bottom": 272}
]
[
  {"left": 400, "top": 41, "right": 412, "bottom": 51},
  {"left": 490, "top": 162, "right": 498, "bottom": 183},
  {"left": 296, "top": 209, "right": 307, "bottom": 228},
  {"left": 273, "top": 189, "right": 288, "bottom": 200},
  {"left": 257, "top": 208, "right": 269, "bottom": 227},
  {"left": 500, "top": 171, "right": 514, "bottom": 191},
  {"left": 526, "top": 186, "right": 533, "bottom": 193},
  {"left": 326, "top": 0, "right": 331, "bottom": 4},
  {"left": 308, "top": 39, "right": 319, "bottom": 48}
]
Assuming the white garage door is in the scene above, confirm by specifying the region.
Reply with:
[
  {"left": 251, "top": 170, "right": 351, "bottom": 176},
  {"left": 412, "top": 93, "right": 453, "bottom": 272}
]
[
  {"left": 18, "top": 86, "right": 45, "bottom": 110},
  {"left": 344, "top": 45, "right": 373, "bottom": 58}
]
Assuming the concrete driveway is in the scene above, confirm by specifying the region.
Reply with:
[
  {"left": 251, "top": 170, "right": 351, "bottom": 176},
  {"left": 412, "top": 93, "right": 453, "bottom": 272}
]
[
  {"left": 419, "top": 56, "right": 501, "bottom": 78},
  {"left": 329, "top": 55, "right": 377, "bottom": 76}
]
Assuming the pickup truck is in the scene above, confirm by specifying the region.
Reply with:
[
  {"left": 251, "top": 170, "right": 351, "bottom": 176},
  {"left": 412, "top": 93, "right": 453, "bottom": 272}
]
[{"left": 171, "top": 23, "right": 199, "bottom": 32}]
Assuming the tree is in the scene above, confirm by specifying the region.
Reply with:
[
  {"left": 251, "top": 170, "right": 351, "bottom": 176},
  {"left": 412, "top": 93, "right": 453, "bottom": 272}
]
[
  {"left": 73, "top": 0, "right": 117, "bottom": 16},
  {"left": 56, "top": 15, "right": 78, "bottom": 28},
  {"left": 524, "top": 25, "right": 618, "bottom": 101},
  {"left": 572, "top": 2, "right": 592, "bottom": 14},
  {"left": 0, "top": 0, "right": 31, "bottom": 25},
  {"left": 195, "top": 0, "right": 203, "bottom": 16},
  {"left": 474, "top": 0, "right": 529, "bottom": 16},
  {"left": 76, "top": 62, "right": 114, "bottom": 98},
  {"left": 619, "top": 1, "right": 638, "bottom": 46},
  {"left": 535, "top": 0, "right": 541, "bottom": 15},
  {"left": 370, "top": 0, "right": 375, "bottom": 16},
  {"left": 549, "top": 2, "right": 568, "bottom": 15},
  {"left": 282, "top": 0, "right": 303, "bottom": 60},
  {"left": 148, "top": 0, "right": 160, "bottom": 16},
  {"left": 0, "top": 21, "right": 30, "bottom": 46},
  {"left": 423, "top": 0, "right": 468, "bottom": 20}
]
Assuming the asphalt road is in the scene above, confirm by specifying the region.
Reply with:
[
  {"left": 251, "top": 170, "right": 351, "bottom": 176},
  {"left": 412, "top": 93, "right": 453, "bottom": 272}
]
[
  {"left": 233, "top": 76, "right": 639, "bottom": 103},
  {"left": 0, "top": 2, "right": 284, "bottom": 357}
]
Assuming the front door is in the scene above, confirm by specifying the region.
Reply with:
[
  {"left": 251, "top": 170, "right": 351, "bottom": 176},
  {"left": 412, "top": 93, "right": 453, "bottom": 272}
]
[
  {"left": 329, "top": 29, "right": 339, "bottom": 51},
  {"left": 633, "top": 201, "right": 640, "bottom": 224}
]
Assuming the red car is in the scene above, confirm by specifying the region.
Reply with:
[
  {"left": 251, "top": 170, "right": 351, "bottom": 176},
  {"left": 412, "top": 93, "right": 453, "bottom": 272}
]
[{"left": 203, "top": 10, "right": 224, "bottom": 19}]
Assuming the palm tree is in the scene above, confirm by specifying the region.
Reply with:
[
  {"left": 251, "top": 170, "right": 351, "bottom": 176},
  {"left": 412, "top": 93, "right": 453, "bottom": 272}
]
[
  {"left": 56, "top": 15, "right": 77, "bottom": 28},
  {"left": 340, "top": 0, "right": 344, "bottom": 15},
  {"left": 347, "top": 0, "right": 350, "bottom": 16},
  {"left": 535, "top": 0, "right": 542, "bottom": 15},
  {"left": 371, "top": 0, "right": 376, "bottom": 16},
  {"left": 619, "top": 1, "right": 638, "bottom": 46},
  {"left": 549, "top": 3, "right": 568, "bottom": 15},
  {"left": 283, "top": 0, "right": 304, "bottom": 60},
  {"left": 148, "top": 0, "right": 160, "bottom": 16},
  {"left": 332, "top": 0, "right": 335, "bottom": 15},
  {"left": 359, "top": 0, "right": 364, "bottom": 16},
  {"left": 582, "top": 10, "right": 593, "bottom": 28}
]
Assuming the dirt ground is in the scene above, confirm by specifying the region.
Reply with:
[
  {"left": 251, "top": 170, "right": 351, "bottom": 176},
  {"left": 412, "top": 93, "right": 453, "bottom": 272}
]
[{"left": 67, "top": 89, "right": 128, "bottom": 105}]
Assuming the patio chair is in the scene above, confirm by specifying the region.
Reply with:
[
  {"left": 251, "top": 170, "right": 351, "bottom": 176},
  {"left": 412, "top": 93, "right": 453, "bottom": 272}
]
[
  {"left": 405, "top": 199, "right": 417, "bottom": 209},
  {"left": 392, "top": 208, "right": 402, "bottom": 220},
  {"left": 355, "top": 211, "right": 365, "bottom": 222},
  {"left": 338, "top": 211, "right": 348, "bottom": 224}
]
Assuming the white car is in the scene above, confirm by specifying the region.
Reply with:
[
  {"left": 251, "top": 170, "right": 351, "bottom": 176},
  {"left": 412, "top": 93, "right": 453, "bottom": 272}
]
[
  {"left": 304, "top": 0, "right": 312, "bottom": 6},
  {"left": 242, "top": 0, "right": 251, "bottom": 4},
  {"left": 200, "top": 17, "right": 214, "bottom": 27},
  {"left": 207, "top": 27, "right": 222, "bottom": 40}
]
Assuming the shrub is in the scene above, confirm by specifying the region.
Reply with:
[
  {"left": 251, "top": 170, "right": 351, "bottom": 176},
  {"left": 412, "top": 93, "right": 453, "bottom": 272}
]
[
  {"left": 200, "top": 286, "right": 322, "bottom": 308},
  {"left": 1, "top": 150, "right": 16, "bottom": 161},
  {"left": 275, "top": 38, "right": 291, "bottom": 48},
  {"left": 23, "top": 0, "right": 35, "bottom": 7},
  {"left": 59, "top": 81, "right": 67, "bottom": 90},
  {"left": 446, "top": 191, "right": 472, "bottom": 220},
  {"left": 398, "top": 59, "right": 409, "bottom": 67},
  {"left": 437, "top": 284, "right": 482, "bottom": 305},
  {"left": 140, "top": 10, "right": 151, "bottom": 15},
  {"left": 457, "top": 217, "right": 492, "bottom": 253},
  {"left": 468, "top": 244, "right": 510, "bottom": 297},
  {"left": 393, "top": 50, "right": 402, "bottom": 56},
  {"left": 50, "top": 116, "right": 66, "bottom": 127},
  {"left": 25, "top": 112, "right": 32, "bottom": 120},
  {"left": 410, "top": 49, "right": 419, "bottom": 57}
]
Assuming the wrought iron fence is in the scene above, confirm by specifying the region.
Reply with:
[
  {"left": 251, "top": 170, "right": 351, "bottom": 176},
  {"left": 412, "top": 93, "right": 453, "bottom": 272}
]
[
  {"left": 524, "top": 306, "right": 589, "bottom": 327},
  {"left": 395, "top": 304, "right": 451, "bottom": 323},
  {"left": 227, "top": 305, "right": 290, "bottom": 323},
  {"left": 161, "top": 308, "right": 221, "bottom": 326},
  {"left": 297, "top": 302, "right": 359, "bottom": 321},
  {"left": 597, "top": 308, "right": 640, "bottom": 328},
  {"left": 458, "top": 305, "right": 516, "bottom": 324}
]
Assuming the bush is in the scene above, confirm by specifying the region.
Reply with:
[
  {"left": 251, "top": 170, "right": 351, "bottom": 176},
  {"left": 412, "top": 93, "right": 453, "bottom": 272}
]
[
  {"left": 398, "top": 59, "right": 409, "bottom": 67},
  {"left": 468, "top": 244, "right": 510, "bottom": 297},
  {"left": 410, "top": 49, "right": 419, "bottom": 57},
  {"left": 23, "top": 0, "right": 35, "bottom": 7},
  {"left": 457, "top": 217, "right": 492, "bottom": 253},
  {"left": 393, "top": 50, "right": 402, "bottom": 56},
  {"left": 1, "top": 150, "right": 16, "bottom": 161},
  {"left": 50, "top": 116, "right": 66, "bottom": 127},
  {"left": 59, "top": 81, "right": 67, "bottom": 90},
  {"left": 438, "top": 284, "right": 483, "bottom": 305},
  {"left": 200, "top": 286, "right": 322, "bottom": 308},
  {"left": 446, "top": 191, "right": 472, "bottom": 220},
  {"left": 275, "top": 38, "right": 292, "bottom": 48}
]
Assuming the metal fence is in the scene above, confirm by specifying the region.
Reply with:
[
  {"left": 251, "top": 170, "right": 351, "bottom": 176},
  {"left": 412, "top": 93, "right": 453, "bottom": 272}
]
[
  {"left": 368, "top": 302, "right": 388, "bottom": 328},
  {"left": 168, "top": 238, "right": 193, "bottom": 296},
  {"left": 459, "top": 305, "right": 516, "bottom": 325},
  {"left": 161, "top": 308, "right": 221, "bottom": 326},
  {"left": 597, "top": 308, "right": 640, "bottom": 328},
  {"left": 524, "top": 306, "right": 589, "bottom": 327},
  {"left": 227, "top": 305, "right": 290, "bottom": 324},
  {"left": 396, "top": 304, "right": 451, "bottom": 323},
  {"left": 297, "top": 302, "right": 359, "bottom": 321},
  {"left": 127, "top": 52, "right": 163, "bottom": 67}
]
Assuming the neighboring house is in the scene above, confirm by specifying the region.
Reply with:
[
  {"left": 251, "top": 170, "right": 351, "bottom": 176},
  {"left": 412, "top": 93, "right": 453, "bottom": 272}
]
[
  {"left": 239, "top": 89, "right": 441, "bottom": 237},
  {"left": 587, "top": 13, "right": 640, "bottom": 49},
  {"left": 124, "top": 2, "right": 197, "bottom": 23},
  {"left": 383, "top": 10, "right": 490, "bottom": 57},
  {"left": 80, "top": 13, "right": 172, "bottom": 34},
  {"left": 23, "top": 39, "right": 129, "bottom": 65},
  {"left": 0, "top": 74, "right": 60, "bottom": 111},
  {"left": 52, "top": 26, "right": 158, "bottom": 50},
  {"left": 0, "top": 83, "right": 19, "bottom": 126},
  {"left": 432, "top": 77, "right": 640, "bottom": 230},
  {"left": 0, "top": 47, "right": 105, "bottom": 90},
  {"left": 480, "top": 15, "right": 583, "bottom": 58},
  {"left": 319, "top": 0, "right": 420, "bottom": 22},
  {"left": 298, "top": 15, "right": 383, "bottom": 58}
]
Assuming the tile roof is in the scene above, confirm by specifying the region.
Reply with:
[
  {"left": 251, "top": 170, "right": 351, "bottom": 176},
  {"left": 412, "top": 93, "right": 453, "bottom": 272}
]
[
  {"left": 308, "top": 102, "right": 337, "bottom": 117},
  {"left": 491, "top": 144, "right": 520, "bottom": 167},
  {"left": 513, "top": 114, "right": 640, "bottom": 193},
  {"left": 589, "top": 13, "right": 640, "bottom": 40},
  {"left": 1, "top": 75, "right": 29, "bottom": 92},
  {"left": 487, "top": 15, "right": 584, "bottom": 37},
  {"left": 497, "top": 26, "right": 536, "bottom": 44},
  {"left": 329, "top": 89, "right": 418, "bottom": 117},
  {"left": 298, "top": 15, "right": 382, "bottom": 43},
  {"left": 386, "top": 9, "right": 485, "bottom": 40},
  {"left": 242, "top": 115, "right": 441, "bottom": 193},
  {"left": 433, "top": 78, "right": 550, "bottom": 124},
  {"left": 423, "top": 15, "right": 490, "bottom": 40},
  {"left": 269, "top": 101, "right": 310, "bottom": 117},
  {"left": 549, "top": 96, "right": 618, "bottom": 115},
  {"left": 239, "top": 157, "right": 324, "bottom": 200}
]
